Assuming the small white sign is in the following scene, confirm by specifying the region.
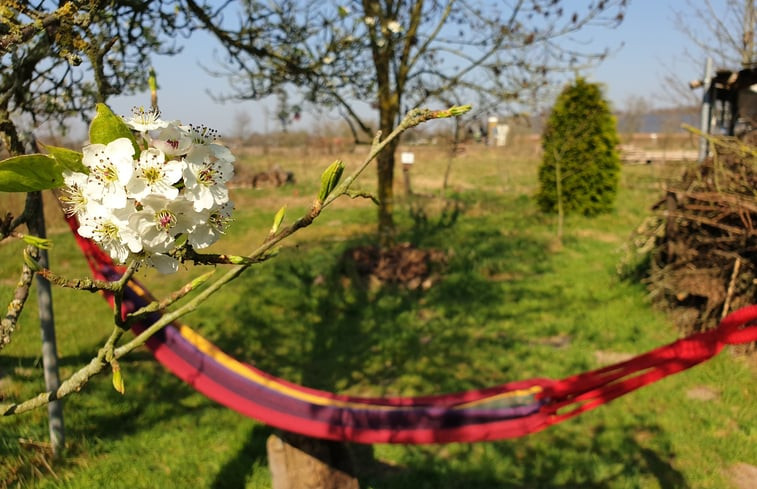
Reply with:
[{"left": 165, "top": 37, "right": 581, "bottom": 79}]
[{"left": 401, "top": 152, "right": 415, "bottom": 164}]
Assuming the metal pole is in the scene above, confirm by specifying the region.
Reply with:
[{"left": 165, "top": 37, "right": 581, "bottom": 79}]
[
  {"left": 698, "top": 57, "right": 714, "bottom": 162},
  {"left": 27, "top": 192, "right": 65, "bottom": 457}
]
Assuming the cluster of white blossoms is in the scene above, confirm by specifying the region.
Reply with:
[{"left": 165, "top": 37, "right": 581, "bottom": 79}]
[{"left": 62, "top": 108, "right": 234, "bottom": 273}]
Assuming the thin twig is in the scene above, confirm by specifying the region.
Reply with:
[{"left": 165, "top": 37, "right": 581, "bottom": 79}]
[
  {"left": 126, "top": 270, "right": 215, "bottom": 325},
  {"left": 0, "top": 247, "right": 36, "bottom": 352},
  {"left": 34, "top": 267, "right": 118, "bottom": 292},
  {"left": 112, "top": 261, "right": 139, "bottom": 329}
]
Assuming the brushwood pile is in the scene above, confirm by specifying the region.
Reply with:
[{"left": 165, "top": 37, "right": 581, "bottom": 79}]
[{"left": 625, "top": 136, "right": 756, "bottom": 343}]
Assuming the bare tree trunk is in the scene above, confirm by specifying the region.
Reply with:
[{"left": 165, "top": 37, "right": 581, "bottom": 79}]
[
  {"left": 443, "top": 118, "right": 462, "bottom": 191},
  {"left": 376, "top": 141, "right": 398, "bottom": 248}
]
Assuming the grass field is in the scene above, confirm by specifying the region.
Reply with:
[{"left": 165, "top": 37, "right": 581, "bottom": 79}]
[{"left": 1, "top": 143, "right": 755, "bottom": 488}]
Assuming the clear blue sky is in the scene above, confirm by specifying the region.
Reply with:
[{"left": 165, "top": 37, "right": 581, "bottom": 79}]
[{"left": 108, "top": 0, "right": 711, "bottom": 136}]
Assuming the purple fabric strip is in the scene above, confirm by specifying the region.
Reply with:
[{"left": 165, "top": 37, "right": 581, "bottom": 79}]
[{"left": 122, "top": 279, "right": 542, "bottom": 431}]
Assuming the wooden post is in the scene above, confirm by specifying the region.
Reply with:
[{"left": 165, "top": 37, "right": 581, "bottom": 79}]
[
  {"left": 267, "top": 433, "right": 360, "bottom": 489},
  {"left": 402, "top": 164, "right": 412, "bottom": 196},
  {"left": 400, "top": 152, "right": 415, "bottom": 197}
]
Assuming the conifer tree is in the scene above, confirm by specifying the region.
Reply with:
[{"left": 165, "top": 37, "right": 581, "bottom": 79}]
[{"left": 537, "top": 78, "right": 620, "bottom": 217}]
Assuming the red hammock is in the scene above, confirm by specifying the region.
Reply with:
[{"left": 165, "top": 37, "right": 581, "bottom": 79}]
[{"left": 70, "top": 218, "right": 757, "bottom": 444}]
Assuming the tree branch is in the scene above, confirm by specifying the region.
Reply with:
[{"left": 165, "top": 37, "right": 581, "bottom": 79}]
[{"left": 0, "top": 105, "right": 469, "bottom": 415}]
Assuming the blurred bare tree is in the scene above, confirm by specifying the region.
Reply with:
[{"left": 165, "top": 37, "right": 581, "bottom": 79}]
[
  {"left": 663, "top": 0, "right": 756, "bottom": 105},
  {"left": 186, "top": 0, "right": 629, "bottom": 245},
  {"left": 673, "top": 0, "right": 755, "bottom": 70},
  {"left": 0, "top": 1, "right": 197, "bottom": 153},
  {"left": 618, "top": 95, "right": 652, "bottom": 136}
]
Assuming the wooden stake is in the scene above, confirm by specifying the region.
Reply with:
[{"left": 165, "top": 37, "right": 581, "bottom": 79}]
[{"left": 267, "top": 433, "right": 360, "bottom": 489}]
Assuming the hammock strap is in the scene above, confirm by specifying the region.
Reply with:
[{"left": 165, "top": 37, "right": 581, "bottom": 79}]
[{"left": 541, "top": 304, "right": 757, "bottom": 426}]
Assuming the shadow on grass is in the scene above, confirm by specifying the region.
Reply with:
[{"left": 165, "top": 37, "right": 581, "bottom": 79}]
[
  {"left": 198, "top": 201, "right": 690, "bottom": 488},
  {"left": 0, "top": 193, "right": 691, "bottom": 488},
  {"left": 357, "top": 421, "right": 688, "bottom": 489},
  {"left": 1, "top": 350, "right": 211, "bottom": 435},
  {"left": 210, "top": 424, "right": 272, "bottom": 489}
]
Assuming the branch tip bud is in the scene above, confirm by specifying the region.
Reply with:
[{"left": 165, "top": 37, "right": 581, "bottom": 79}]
[
  {"left": 111, "top": 361, "right": 125, "bottom": 395},
  {"left": 318, "top": 160, "right": 345, "bottom": 202},
  {"left": 270, "top": 205, "right": 287, "bottom": 235}
]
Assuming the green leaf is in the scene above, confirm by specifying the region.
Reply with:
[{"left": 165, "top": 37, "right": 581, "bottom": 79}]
[
  {"left": 22, "top": 248, "right": 42, "bottom": 271},
  {"left": 270, "top": 205, "right": 287, "bottom": 235},
  {"left": 40, "top": 143, "right": 87, "bottom": 173},
  {"left": 89, "top": 103, "right": 140, "bottom": 155},
  {"left": 22, "top": 235, "right": 54, "bottom": 249},
  {"left": 0, "top": 154, "right": 64, "bottom": 192},
  {"left": 318, "top": 160, "right": 345, "bottom": 202}
]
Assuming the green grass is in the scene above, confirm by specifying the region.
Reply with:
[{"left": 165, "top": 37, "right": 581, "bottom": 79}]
[{"left": 0, "top": 147, "right": 755, "bottom": 488}]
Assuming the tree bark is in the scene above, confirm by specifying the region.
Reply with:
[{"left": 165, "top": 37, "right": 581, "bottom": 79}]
[{"left": 376, "top": 142, "right": 398, "bottom": 248}]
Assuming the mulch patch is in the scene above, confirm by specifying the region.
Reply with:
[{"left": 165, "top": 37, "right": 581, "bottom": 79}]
[{"left": 342, "top": 242, "right": 448, "bottom": 290}]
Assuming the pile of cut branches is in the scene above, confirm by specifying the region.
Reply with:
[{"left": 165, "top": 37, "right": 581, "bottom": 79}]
[{"left": 623, "top": 135, "right": 757, "bottom": 339}]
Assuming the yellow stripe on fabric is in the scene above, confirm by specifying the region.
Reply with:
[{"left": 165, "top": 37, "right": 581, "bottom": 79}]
[
  {"left": 454, "top": 386, "right": 542, "bottom": 409},
  {"left": 175, "top": 322, "right": 379, "bottom": 408},
  {"left": 129, "top": 281, "right": 541, "bottom": 409},
  {"left": 128, "top": 281, "right": 349, "bottom": 407},
  {"left": 178, "top": 322, "right": 542, "bottom": 409}
]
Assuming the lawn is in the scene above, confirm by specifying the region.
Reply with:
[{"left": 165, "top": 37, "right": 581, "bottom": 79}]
[{"left": 0, "top": 143, "right": 755, "bottom": 488}]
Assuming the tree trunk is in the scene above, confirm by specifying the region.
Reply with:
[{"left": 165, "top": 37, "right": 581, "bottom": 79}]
[
  {"left": 376, "top": 139, "right": 398, "bottom": 248},
  {"left": 28, "top": 192, "right": 64, "bottom": 458},
  {"left": 267, "top": 433, "right": 360, "bottom": 489}
]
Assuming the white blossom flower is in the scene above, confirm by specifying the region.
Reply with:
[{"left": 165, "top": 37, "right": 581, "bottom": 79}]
[
  {"left": 125, "top": 106, "right": 169, "bottom": 133},
  {"left": 364, "top": 16, "right": 376, "bottom": 26},
  {"left": 188, "top": 124, "right": 219, "bottom": 146},
  {"left": 129, "top": 195, "right": 193, "bottom": 253},
  {"left": 183, "top": 163, "right": 231, "bottom": 211},
  {"left": 60, "top": 170, "right": 90, "bottom": 217},
  {"left": 71, "top": 112, "right": 236, "bottom": 274},
  {"left": 322, "top": 55, "right": 335, "bottom": 65},
  {"left": 127, "top": 148, "right": 184, "bottom": 200},
  {"left": 145, "top": 253, "right": 180, "bottom": 274},
  {"left": 77, "top": 204, "right": 142, "bottom": 263},
  {"left": 188, "top": 201, "right": 233, "bottom": 249},
  {"left": 82, "top": 138, "right": 135, "bottom": 209},
  {"left": 150, "top": 122, "right": 194, "bottom": 157},
  {"left": 386, "top": 20, "right": 401, "bottom": 33},
  {"left": 183, "top": 145, "right": 234, "bottom": 211}
]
